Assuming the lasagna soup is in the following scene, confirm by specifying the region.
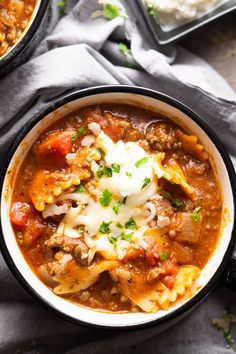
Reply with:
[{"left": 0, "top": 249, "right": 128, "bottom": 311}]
[
  {"left": 10, "top": 104, "right": 223, "bottom": 313},
  {"left": 0, "top": 0, "right": 36, "bottom": 57}
]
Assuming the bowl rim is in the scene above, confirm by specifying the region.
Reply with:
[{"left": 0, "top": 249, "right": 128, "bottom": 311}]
[
  {"left": 0, "top": 85, "right": 236, "bottom": 330},
  {"left": 0, "top": 0, "right": 49, "bottom": 69}
]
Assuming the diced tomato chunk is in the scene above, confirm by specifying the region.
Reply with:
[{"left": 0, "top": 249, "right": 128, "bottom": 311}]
[
  {"left": 11, "top": 202, "right": 45, "bottom": 246},
  {"left": 85, "top": 111, "right": 126, "bottom": 141},
  {"left": 163, "top": 259, "right": 178, "bottom": 276},
  {"left": 84, "top": 110, "right": 138, "bottom": 141},
  {"left": 36, "top": 130, "right": 74, "bottom": 160},
  {"left": 106, "top": 125, "right": 124, "bottom": 141},
  {"left": 146, "top": 244, "right": 163, "bottom": 266},
  {"left": 85, "top": 111, "right": 108, "bottom": 131},
  {"left": 23, "top": 213, "right": 46, "bottom": 246},
  {"left": 10, "top": 202, "right": 31, "bottom": 229},
  {"left": 161, "top": 275, "right": 176, "bottom": 289}
]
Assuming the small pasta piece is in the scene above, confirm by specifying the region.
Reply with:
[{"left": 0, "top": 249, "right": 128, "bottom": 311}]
[
  {"left": 111, "top": 264, "right": 200, "bottom": 313},
  {"left": 52, "top": 260, "right": 118, "bottom": 295},
  {"left": 131, "top": 291, "right": 160, "bottom": 313},
  {"left": 29, "top": 170, "right": 80, "bottom": 211},
  {"left": 153, "top": 152, "right": 196, "bottom": 199},
  {"left": 69, "top": 147, "right": 101, "bottom": 179},
  {"left": 29, "top": 146, "right": 100, "bottom": 211},
  {"left": 176, "top": 130, "right": 208, "bottom": 161},
  {"left": 157, "top": 265, "right": 200, "bottom": 310}
]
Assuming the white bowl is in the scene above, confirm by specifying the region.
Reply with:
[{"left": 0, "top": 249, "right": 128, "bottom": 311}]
[{"left": 1, "top": 86, "right": 235, "bottom": 329}]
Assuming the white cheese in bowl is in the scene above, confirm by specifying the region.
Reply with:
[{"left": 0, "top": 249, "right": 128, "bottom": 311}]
[
  {"left": 96, "top": 131, "right": 154, "bottom": 198},
  {"left": 52, "top": 129, "right": 161, "bottom": 263},
  {"left": 144, "top": 0, "right": 228, "bottom": 31},
  {"left": 41, "top": 123, "right": 199, "bottom": 266}
]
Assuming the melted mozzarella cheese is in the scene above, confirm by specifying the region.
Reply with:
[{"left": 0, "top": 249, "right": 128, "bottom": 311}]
[
  {"left": 55, "top": 130, "right": 161, "bottom": 262},
  {"left": 96, "top": 131, "right": 155, "bottom": 197},
  {"left": 75, "top": 198, "right": 137, "bottom": 236}
]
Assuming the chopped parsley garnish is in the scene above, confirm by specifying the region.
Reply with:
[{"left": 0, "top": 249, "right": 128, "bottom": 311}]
[
  {"left": 147, "top": 4, "right": 160, "bottom": 24},
  {"left": 159, "top": 252, "right": 168, "bottom": 261},
  {"left": 76, "top": 183, "right": 87, "bottom": 194},
  {"left": 104, "top": 167, "right": 113, "bottom": 178},
  {"left": 99, "top": 221, "right": 112, "bottom": 234},
  {"left": 113, "top": 201, "right": 122, "bottom": 215},
  {"left": 76, "top": 249, "right": 81, "bottom": 258},
  {"left": 71, "top": 127, "right": 84, "bottom": 143},
  {"left": 212, "top": 310, "right": 236, "bottom": 348},
  {"left": 118, "top": 42, "right": 131, "bottom": 56},
  {"left": 125, "top": 172, "right": 132, "bottom": 178},
  {"left": 121, "top": 232, "right": 133, "bottom": 242},
  {"left": 191, "top": 207, "right": 201, "bottom": 222},
  {"left": 57, "top": 0, "right": 67, "bottom": 15},
  {"left": 97, "top": 165, "right": 104, "bottom": 179},
  {"left": 108, "top": 236, "right": 117, "bottom": 247},
  {"left": 172, "top": 198, "right": 185, "bottom": 208},
  {"left": 125, "top": 217, "right": 137, "bottom": 230},
  {"left": 100, "top": 189, "right": 112, "bottom": 207},
  {"left": 160, "top": 189, "right": 184, "bottom": 208},
  {"left": 225, "top": 333, "right": 234, "bottom": 347},
  {"left": 116, "top": 221, "right": 123, "bottom": 229},
  {"left": 135, "top": 156, "right": 148, "bottom": 168},
  {"left": 103, "top": 3, "right": 128, "bottom": 20},
  {"left": 112, "top": 163, "right": 120, "bottom": 173},
  {"left": 97, "top": 165, "right": 113, "bottom": 178},
  {"left": 77, "top": 226, "right": 84, "bottom": 235},
  {"left": 142, "top": 177, "right": 151, "bottom": 189},
  {"left": 97, "top": 147, "right": 106, "bottom": 158},
  {"left": 122, "top": 196, "right": 127, "bottom": 204}
]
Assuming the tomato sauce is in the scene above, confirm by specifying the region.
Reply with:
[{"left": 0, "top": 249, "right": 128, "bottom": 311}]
[
  {"left": 0, "top": 0, "right": 36, "bottom": 57},
  {"left": 10, "top": 104, "right": 223, "bottom": 312}
]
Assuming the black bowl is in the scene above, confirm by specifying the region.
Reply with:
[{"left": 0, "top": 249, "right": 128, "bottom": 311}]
[
  {"left": 0, "top": 85, "right": 236, "bottom": 330},
  {"left": 0, "top": 0, "right": 49, "bottom": 77}
]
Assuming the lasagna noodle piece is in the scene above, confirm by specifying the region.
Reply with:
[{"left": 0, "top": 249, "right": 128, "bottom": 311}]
[
  {"left": 68, "top": 147, "right": 101, "bottom": 175},
  {"left": 52, "top": 260, "right": 118, "bottom": 295},
  {"left": 29, "top": 147, "right": 100, "bottom": 212},
  {"left": 153, "top": 152, "right": 196, "bottom": 199},
  {"left": 176, "top": 130, "right": 208, "bottom": 161},
  {"left": 110, "top": 264, "right": 200, "bottom": 313},
  {"left": 29, "top": 170, "right": 80, "bottom": 211}
]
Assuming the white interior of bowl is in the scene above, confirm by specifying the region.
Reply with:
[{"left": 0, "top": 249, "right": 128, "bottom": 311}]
[
  {"left": 1, "top": 92, "right": 234, "bottom": 327},
  {"left": 0, "top": 0, "right": 41, "bottom": 61}
]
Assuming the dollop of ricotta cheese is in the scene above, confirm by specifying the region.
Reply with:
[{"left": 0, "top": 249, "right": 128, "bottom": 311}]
[
  {"left": 96, "top": 131, "right": 154, "bottom": 198},
  {"left": 144, "top": 0, "right": 225, "bottom": 30}
]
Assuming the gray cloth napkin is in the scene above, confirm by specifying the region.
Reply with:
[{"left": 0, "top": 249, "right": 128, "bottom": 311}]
[{"left": 0, "top": 1, "right": 236, "bottom": 353}]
